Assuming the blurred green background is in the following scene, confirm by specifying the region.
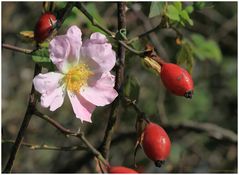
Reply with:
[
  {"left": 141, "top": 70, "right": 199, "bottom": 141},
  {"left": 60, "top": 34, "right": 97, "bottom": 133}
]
[{"left": 2, "top": 2, "right": 237, "bottom": 173}]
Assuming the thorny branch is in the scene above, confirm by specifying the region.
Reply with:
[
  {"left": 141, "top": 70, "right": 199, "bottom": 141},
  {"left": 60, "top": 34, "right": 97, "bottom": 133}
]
[
  {"left": 33, "top": 110, "right": 109, "bottom": 167},
  {"left": 3, "top": 1, "right": 237, "bottom": 173},
  {"left": 3, "top": 3, "right": 75, "bottom": 173},
  {"left": 100, "top": 2, "right": 127, "bottom": 160},
  {"left": 3, "top": 64, "right": 42, "bottom": 173}
]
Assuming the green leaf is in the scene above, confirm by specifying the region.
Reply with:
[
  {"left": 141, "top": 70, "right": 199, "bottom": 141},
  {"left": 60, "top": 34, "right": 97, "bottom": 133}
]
[
  {"left": 32, "top": 48, "right": 54, "bottom": 70},
  {"left": 166, "top": 5, "right": 180, "bottom": 21},
  {"left": 184, "top": 5, "right": 194, "bottom": 14},
  {"left": 176, "top": 42, "right": 194, "bottom": 74},
  {"left": 173, "top": 2, "right": 182, "bottom": 11},
  {"left": 205, "top": 41, "right": 222, "bottom": 63},
  {"left": 180, "top": 20, "right": 185, "bottom": 26},
  {"left": 193, "top": 2, "right": 206, "bottom": 10},
  {"left": 148, "top": 2, "right": 164, "bottom": 18},
  {"left": 180, "top": 10, "right": 193, "bottom": 25},
  {"left": 39, "top": 42, "right": 49, "bottom": 48},
  {"left": 191, "top": 34, "right": 204, "bottom": 46},
  {"left": 191, "top": 34, "right": 222, "bottom": 63},
  {"left": 124, "top": 75, "right": 140, "bottom": 102}
]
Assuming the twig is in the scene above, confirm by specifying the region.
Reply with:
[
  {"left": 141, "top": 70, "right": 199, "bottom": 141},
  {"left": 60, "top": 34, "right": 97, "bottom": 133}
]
[
  {"left": 55, "top": 2, "right": 75, "bottom": 30},
  {"left": 170, "top": 26, "right": 183, "bottom": 39},
  {"left": 33, "top": 110, "right": 109, "bottom": 167},
  {"left": 127, "top": 18, "right": 167, "bottom": 44},
  {"left": 49, "top": 120, "right": 238, "bottom": 172},
  {"left": 75, "top": 2, "right": 115, "bottom": 37},
  {"left": 3, "top": 4, "right": 78, "bottom": 172},
  {"left": 123, "top": 97, "right": 150, "bottom": 123},
  {"left": 124, "top": 96, "right": 237, "bottom": 143},
  {"left": 77, "top": 132, "right": 109, "bottom": 167},
  {"left": 118, "top": 40, "right": 146, "bottom": 57},
  {"left": 34, "top": 110, "right": 74, "bottom": 135},
  {"left": 75, "top": 2, "right": 147, "bottom": 57},
  {"left": 124, "top": 97, "right": 143, "bottom": 116},
  {"left": 2, "top": 43, "right": 33, "bottom": 54},
  {"left": 167, "top": 121, "right": 237, "bottom": 143},
  {"left": 55, "top": 132, "right": 136, "bottom": 172},
  {"left": 130, "top": 6, "right": 167, "bottom": 57},
  {"left": 3, "top": 64, "right": 42, "bottom": 173},
  {"left": 2, "top": 140, "right": 87, "bottom": 151},
  {"left": 100, "top": 2, "right": 127, "bottom": 160}
]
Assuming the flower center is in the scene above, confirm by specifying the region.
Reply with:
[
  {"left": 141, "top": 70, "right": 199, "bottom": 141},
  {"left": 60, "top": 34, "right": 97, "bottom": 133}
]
[{"left": 64, "top": 64, "right": 93, "bottom": 92}]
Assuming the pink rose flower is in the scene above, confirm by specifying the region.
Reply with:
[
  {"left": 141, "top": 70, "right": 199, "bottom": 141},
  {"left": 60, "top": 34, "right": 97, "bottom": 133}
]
[{"left": 33, "top": 25, "right": 118, "bottom": 123}]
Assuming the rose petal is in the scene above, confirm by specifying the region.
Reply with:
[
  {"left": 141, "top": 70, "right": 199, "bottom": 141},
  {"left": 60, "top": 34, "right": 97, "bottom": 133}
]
[
  {"left": 68, "top": 91, "right": 96, "bottom": 123},
  {"left": 80, "top": 33, "right": 116, "bottom": 73},
  {"left": 49, "top": 35, "right": 71, "bottom": 73},
  {"left": 90, "top": 32, "right": 107, "bottom": 43},
  {"left": 33, "top": 72, "right": 66, "bottom": 111},
  {"left": 33, "top": 72, "right": 64, "bottom": 94},
  {"left": 66, "top": 25, "right": 82, "bottom": 62},
  {"left": 80, "top": 72, "right": 118, "bottom": 106},
  {"left": 41, "top": 85, "right": 66, "bottom": 111}
]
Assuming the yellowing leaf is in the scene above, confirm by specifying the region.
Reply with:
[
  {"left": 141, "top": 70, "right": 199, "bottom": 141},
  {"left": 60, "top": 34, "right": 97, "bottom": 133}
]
[
  {"left": 144, "top": 57, "right": 161, "bottom": 74},
  {"left": 20, "top": 31, "right": 34, "bottom": 39}
]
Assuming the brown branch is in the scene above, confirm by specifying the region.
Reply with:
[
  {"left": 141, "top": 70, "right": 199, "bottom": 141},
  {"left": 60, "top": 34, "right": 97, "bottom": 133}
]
[
  {"left": 130, "top": 5, "right": 182, "bottom": 59},
  {"left": 55, "top": 132, "right": 136, "bottom": 172},
  {"left": 3, "top": 4, "right": 77, "bottom": 172},
  {"left": 126, "top": 96, "right": 237, "bottom": 143},
  {"left": 2, "top": 140, "right": 87, "bottom": 151},
  {"left": 3, "top": 64, "right": 42, "bottom": 173},
  {"left": 55, "top": 2, "right": 75, "bottom": 30},
  {"left": 55, "top": 119, "right": 237, "bottom": 172},
  {"left": 127, "top": 16, "right": 167, "bottom": 44},
  {"left": 75, "top": 2, "right": 115, "bottom": 37},
  {"left": 117, "top": 40, "right": 146, "bottom": 57},
  {"left": 33, "top": 110, "right": 109, "bottom": 167},
  {"left": 130, "top": 6, "right": 167, "bottom": 58},
  {"left": 124, "top": 97, "right": 143, "bottom": 116},
  {"left": 34, "top": 110, "right": 74, "bottom": 135},
  {"left": 123, "top": 97, "right": 150, "bottom": 123},
  {"left": 2, "top": 43, "right": 33, "bottom": 54},
  {"left": 75, "top": 2, "right": 147, "bottom": 57},
  {"left": 166, "top": 121, "right": 237, "bottom": 143},
  {"left": 100, "top": 2, "right": 127, "bottom": 160}
]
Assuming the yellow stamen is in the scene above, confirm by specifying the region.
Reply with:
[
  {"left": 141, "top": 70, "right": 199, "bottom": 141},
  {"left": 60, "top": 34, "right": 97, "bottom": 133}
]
[{"left": 64, "top": 64, "right": 93, "bottom": 92}]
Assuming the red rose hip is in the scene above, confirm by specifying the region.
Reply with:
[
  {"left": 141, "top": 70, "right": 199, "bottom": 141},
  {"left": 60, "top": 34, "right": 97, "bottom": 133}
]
[
  {"left": 34, "top": 12, "right": 57, "bottom": 43},
  {"left": 108, "top": 166, "right": 138, "bottom": 173},
  {"left": 142, "top": 122, "right": 171, "bottom": 167},
  {"left": 160, "top": 63, "right": 194, "bottom": 98}
]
